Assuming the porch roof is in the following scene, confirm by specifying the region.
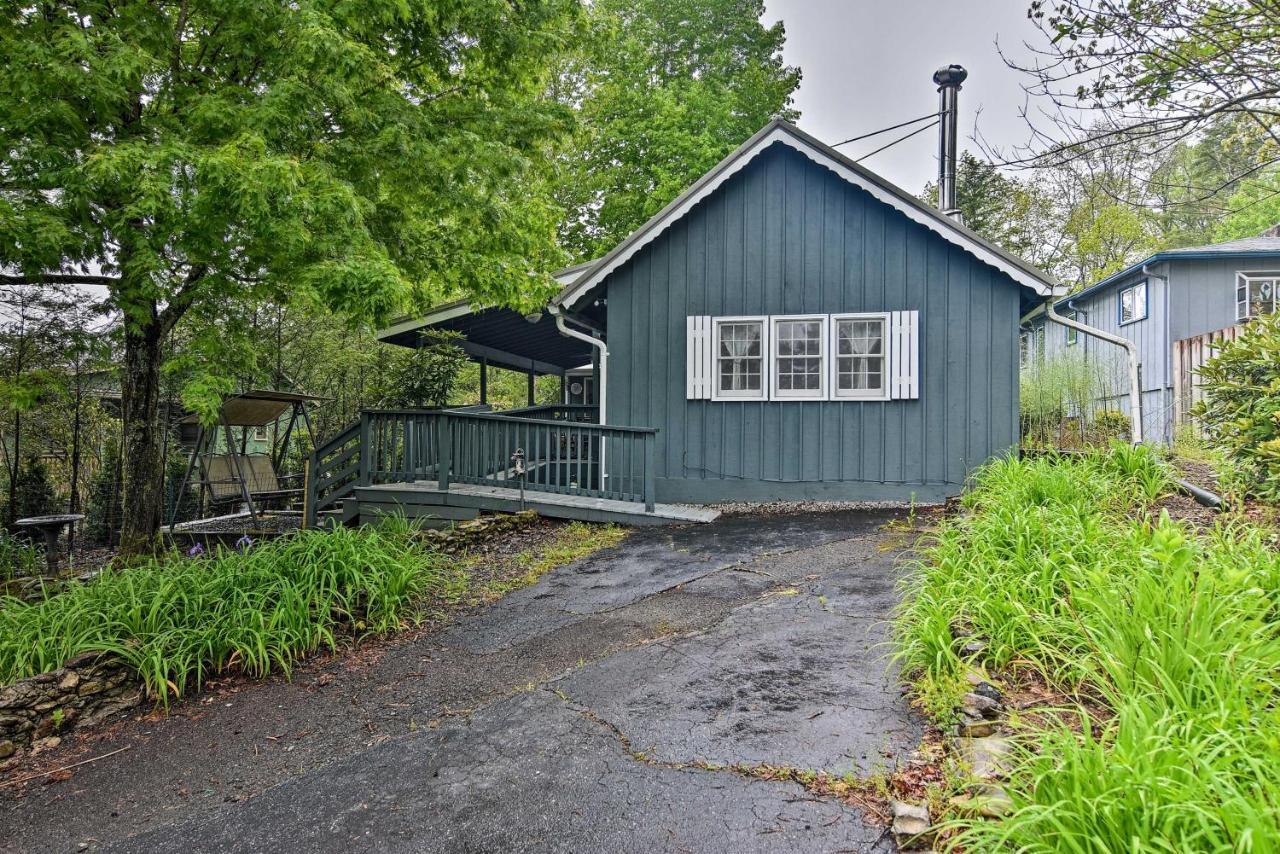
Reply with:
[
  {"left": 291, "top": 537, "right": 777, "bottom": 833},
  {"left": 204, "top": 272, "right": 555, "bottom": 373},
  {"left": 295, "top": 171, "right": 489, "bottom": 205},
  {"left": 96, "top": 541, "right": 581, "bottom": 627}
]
[{"left": 375, "top": 262, "right": 599, "bottom": 375}]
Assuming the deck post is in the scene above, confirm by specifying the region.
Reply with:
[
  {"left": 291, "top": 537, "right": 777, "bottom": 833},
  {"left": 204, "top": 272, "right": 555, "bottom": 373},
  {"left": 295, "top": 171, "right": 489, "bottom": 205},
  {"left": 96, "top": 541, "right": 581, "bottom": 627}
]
[
  {"left": 303, "top": 451, "right": 317, "bottom": 528},
  {"left": 358, "top": 412, "right": 372, "bottom": 486},
  {"left": 438, "top": 414, "right": 452, "bottom": 492},
  {"left": 643, "top": 431, "right": 656, "bottom": 512}
]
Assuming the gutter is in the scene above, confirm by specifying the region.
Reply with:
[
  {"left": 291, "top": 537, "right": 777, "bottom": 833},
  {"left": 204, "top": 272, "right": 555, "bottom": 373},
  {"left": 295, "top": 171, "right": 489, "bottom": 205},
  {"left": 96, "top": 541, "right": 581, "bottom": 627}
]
[
  {"left": 1033, "top": 300, "right": 1145, "bottom": 445},
  {"left": 548, "top": 304, "right": 609, "bottom": 481}
]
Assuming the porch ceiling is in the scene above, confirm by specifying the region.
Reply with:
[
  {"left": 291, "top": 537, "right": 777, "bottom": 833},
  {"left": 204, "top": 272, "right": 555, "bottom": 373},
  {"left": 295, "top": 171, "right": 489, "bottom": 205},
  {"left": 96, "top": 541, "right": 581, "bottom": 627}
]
[{"left": 378, "top": 305, "right": 594, "bottom": 374}]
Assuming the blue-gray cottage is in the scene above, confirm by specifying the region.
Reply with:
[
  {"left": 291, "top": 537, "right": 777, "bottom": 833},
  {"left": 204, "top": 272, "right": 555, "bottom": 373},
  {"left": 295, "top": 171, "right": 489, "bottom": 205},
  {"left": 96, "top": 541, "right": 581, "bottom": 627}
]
[
  {"left": 1023, "top": 233, "right": 1280, "bottom": 444},
  {"left": 375, "top": 121, "right": 1060, "bottom": 514}
]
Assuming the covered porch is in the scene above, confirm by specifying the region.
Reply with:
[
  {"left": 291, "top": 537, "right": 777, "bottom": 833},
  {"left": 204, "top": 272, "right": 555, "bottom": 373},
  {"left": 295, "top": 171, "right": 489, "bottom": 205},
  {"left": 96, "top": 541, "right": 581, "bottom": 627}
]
[
  {"left": 375, "top": 296, "right": 604, "bottom": 411},
  {"left": 304, "top": 289, "right": 704, "bottom": 526}
]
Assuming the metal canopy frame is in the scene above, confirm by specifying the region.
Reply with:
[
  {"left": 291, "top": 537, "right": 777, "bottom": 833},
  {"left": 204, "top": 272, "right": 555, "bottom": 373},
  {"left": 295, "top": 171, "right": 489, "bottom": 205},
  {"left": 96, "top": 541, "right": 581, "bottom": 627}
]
[{"left": 169, "top": 391, "right": 323, "bottom": 530}]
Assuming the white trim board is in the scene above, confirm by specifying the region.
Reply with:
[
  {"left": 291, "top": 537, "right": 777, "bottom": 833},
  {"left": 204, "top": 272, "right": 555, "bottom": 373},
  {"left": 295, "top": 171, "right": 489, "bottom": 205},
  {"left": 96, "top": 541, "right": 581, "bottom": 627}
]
[{"left": 554, "top": 121, "right": 1063, "bottom": 313}]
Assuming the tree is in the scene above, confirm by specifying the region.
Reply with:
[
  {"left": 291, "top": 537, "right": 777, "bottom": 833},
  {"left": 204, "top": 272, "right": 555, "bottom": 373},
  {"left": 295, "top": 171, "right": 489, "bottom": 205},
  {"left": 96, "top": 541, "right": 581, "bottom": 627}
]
[
  {"left": 0, "top": 1, "right": 579, "bottom": 555},
  {"left": 921, "top": 152, "right": 1066, "bottom": 273},
  {"left": 1001, "top": 1, "right": 1280, "bottom": 227},
  {"left": 375, "top": 334, "right": 469, "bottom": 409},
  {"left": 556, "top": 0, "right": 801, "bottom": 258},
  {"left": 0, "top": 285, "right": 81, "bottom": 524}
]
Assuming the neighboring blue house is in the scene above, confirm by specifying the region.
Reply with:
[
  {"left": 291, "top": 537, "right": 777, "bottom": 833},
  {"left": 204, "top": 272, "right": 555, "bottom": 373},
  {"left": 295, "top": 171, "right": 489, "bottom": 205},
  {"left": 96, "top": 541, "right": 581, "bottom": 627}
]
[
  {"left": 1023, "top": 232, "right": 1280, "bottom": 444},
  {"left": 373, "top": 120, "right": 1061, "bottom": 510}
]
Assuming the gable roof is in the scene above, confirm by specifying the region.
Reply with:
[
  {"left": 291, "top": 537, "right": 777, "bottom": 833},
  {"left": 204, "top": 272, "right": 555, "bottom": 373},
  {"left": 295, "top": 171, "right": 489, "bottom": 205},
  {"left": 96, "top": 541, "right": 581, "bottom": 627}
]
[
  {"left": 552, "top": 120, "right": 1063, "bottom": 312},
  {"left": 1061, "top": 236, "right": 1280, "bottom": 305}
]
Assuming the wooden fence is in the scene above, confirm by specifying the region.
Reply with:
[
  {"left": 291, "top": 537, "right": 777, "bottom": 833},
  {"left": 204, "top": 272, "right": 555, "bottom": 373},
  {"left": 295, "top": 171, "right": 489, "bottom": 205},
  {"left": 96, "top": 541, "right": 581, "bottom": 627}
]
[{"left": 1173, "top": 324, "right": 1243, "bottom": 427}]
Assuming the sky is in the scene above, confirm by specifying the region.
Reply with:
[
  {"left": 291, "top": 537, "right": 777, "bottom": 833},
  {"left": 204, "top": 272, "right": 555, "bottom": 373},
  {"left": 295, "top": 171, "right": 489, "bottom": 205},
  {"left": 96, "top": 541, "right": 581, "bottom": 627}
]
[{"left": 761, "top": 0, "right": 1047, "bottom": 194}]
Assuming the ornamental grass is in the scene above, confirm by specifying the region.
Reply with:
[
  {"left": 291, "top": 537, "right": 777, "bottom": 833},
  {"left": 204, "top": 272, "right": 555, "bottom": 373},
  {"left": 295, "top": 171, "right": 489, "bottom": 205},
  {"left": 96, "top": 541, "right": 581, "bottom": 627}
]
[
  {"left": 896, "top": 445, "right": 1280, "bottom": 850},
  {"left": 0, "top": 524, "right": 454, "bottom": 704}
]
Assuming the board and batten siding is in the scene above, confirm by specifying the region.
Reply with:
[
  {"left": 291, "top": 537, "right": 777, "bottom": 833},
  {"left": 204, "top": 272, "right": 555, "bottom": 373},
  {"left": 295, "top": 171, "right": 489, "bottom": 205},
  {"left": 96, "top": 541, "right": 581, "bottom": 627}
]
[{"left": 602, "top": 143, "right": 1024, "bottom": 503}]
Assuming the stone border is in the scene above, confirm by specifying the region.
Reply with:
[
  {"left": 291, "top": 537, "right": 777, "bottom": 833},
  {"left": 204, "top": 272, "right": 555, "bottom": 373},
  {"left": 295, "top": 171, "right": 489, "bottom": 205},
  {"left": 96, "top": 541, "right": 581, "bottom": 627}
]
[{"left": 0, "top": 653, "right": 143, "bottom": 759}]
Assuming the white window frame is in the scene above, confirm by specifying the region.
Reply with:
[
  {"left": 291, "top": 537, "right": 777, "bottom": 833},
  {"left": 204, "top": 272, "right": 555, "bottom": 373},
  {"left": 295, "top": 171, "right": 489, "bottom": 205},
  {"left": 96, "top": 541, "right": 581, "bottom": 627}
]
[
  {"left": 1236, "top": 272, "right": 1280, "bottom": 321},
  {"left": 829, "top": 313, "right": 891, "bottom": 401},
  {"left": 1064, "top": 310, "right": 1079, "bottom": 346},
  {"left": 1118, "top": 281, "right": 1147, "bottom": 326},
  {"left": 770, "top": 314, "right": 828, "bottom": 401},
  {"left": 710, "top": 316, "right": 768, "bottom": 401}
]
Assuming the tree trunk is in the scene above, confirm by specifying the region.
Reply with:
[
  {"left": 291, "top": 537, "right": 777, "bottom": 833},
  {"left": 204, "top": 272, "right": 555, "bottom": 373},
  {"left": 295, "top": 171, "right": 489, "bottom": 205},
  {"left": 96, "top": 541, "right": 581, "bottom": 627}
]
[{"left": 118, "top": 320, "right": 166, "bottom": 557}]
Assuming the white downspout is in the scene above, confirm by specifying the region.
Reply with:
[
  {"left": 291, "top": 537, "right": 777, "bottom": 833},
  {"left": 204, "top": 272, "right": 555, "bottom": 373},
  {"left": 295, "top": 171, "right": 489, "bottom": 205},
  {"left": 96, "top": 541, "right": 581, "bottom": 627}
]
[
  {"left": 549, "top": 305, "right": 608, "bottom": 482},
  {"left": 1041, "top": 299, "right": 1143, "bottom": 445}
]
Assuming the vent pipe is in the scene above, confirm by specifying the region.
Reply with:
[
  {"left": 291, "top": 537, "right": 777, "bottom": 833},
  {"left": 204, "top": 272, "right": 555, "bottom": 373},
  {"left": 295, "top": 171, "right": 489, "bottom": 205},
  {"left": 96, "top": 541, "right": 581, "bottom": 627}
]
[{"left": 933, "top": 64, "right": 967, "bottom": 222}]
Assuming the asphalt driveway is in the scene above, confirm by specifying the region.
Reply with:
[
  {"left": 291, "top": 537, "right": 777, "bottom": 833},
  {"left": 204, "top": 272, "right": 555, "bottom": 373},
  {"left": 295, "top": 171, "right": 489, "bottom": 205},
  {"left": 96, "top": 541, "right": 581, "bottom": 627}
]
[{"left": 1, "top": 508, "right": 924, "bottom": 853}]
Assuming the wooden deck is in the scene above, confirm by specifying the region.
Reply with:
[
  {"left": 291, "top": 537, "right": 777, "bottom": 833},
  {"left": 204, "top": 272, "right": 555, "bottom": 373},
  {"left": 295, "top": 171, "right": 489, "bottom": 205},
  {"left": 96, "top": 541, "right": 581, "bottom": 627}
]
[{"left": 352, "top": 480, "right": 719, "bottom": 527}]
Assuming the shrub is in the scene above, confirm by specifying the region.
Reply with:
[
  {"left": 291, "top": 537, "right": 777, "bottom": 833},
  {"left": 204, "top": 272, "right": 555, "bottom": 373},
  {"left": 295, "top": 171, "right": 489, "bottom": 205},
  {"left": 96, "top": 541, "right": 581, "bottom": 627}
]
[
  {"left": 12, "top": 455, "right": 58, "bottom": 519},
  {"left": 0, "top": 525, "right": 456, "bottom": 703},
  {"left": 1193, "top": 312, "right": 1280, "bottom": 502}
]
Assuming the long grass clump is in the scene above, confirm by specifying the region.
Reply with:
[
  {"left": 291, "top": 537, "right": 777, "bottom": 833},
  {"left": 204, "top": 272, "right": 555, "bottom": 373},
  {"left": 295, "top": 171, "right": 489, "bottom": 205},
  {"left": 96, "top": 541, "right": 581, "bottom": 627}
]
[
  {"left": 0, "top": 525, "right": 453, "bottom": 703},
  {"left": 896, "top": 445, "right": 1280, "bottom": 850}
]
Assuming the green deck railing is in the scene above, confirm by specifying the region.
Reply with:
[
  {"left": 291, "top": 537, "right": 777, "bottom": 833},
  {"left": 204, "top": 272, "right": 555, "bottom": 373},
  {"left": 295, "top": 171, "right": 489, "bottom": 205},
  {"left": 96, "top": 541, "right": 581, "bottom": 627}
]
[{"left": 304, "top": 408, "right": 656, "bottom": 526}]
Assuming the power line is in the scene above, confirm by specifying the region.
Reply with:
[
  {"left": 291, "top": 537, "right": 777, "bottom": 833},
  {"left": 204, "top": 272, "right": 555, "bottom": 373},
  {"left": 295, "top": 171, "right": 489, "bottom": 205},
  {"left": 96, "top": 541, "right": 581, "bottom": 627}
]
[
  {"left": 853, "top": 120, "right": 940, "bottom": 164},
  {"left": 831, "top": 112, "right": 940, "bottom": 148}
]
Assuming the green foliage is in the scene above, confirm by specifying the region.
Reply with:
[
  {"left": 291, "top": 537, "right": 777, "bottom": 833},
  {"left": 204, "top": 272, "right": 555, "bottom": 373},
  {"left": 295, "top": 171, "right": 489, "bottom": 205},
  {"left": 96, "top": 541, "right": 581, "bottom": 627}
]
[
  {"left": 0, "top": 531, "right": 41, "bottom": 582},
  {"left": 0, "top": 525, "right": 453, "bottom": 703},
  {"left": 12, "top": 455, "right": 58, "bottom": 519},
  {"left": 1216, "top": 167, "right": 1280, "bottom": 241},
  {"left": 85, "top": 439, "right": 122, "bottom": 546},
  {"left": 1192, "top": 312, "right": 1280, "bottom": 502},
  {"left": 1019, "top": 351, "right": 1118, "bottom": 447},
  {"left": 556, "top": 0, "right": 799, "bottom": 258},
  {"left": 376, "top": 334, "right": 469, "bottom": 410},
  {"left": 920, "top": 153, "right": 1060, "bottom": 270},
  {"left": 896, "top": 450, "right": 1280, "bottom": 849},
  {"left": 0, "top": 0, "right": 578, "bottom": 318}
]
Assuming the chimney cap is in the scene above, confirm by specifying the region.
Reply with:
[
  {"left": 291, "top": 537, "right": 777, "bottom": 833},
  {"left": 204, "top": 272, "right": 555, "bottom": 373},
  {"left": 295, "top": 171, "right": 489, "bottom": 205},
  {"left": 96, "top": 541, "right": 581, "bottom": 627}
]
[{"left": 933, "top": 64, "right": 968, "bottom": 89}]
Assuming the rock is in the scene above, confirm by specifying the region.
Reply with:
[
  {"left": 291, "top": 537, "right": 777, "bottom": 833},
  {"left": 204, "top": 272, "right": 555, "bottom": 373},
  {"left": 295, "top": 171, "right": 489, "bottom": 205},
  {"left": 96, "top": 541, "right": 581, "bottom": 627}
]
[
  {"left": 30, "top": 736, "right": 61, "bottom": 754},
  {"left": 58, "top": 671, "right": 81, "bottom": 692},
  {"left": 890, "top": 800, "right": 931, "bottom": 846},
  {"left": 77, "top": 680, "right": 106, "bottom": 697},
  {"left": 959, "top": 639, "right": 987, "bottom": 657},
  {"left": 971, "top": 681, "right": 1004, "bottom": 703},
  {"left": 974, "top": 784, "right": 1014, "bottom": 817},
  {"left": 0, "top": 739, "right": 15, "bottom": 759},
  {"left": 961, "top": 691, "right": 1002, "bottom": 718},
  {"left": 955, "top": 715, "right": 999, "bottom": 738},
  {"left": 959, "top": 735, "right": 1012, "bottom": 781}
]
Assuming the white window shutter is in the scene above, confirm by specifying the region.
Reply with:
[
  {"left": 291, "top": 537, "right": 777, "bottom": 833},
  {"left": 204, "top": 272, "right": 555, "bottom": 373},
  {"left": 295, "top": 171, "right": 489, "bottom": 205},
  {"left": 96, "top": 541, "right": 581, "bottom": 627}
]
[
  {"left": 686, "top": 316, "right": 713, "bottom": 399},
  {"left": 890, "top": 311, "right": 920, "bottom": 400}
]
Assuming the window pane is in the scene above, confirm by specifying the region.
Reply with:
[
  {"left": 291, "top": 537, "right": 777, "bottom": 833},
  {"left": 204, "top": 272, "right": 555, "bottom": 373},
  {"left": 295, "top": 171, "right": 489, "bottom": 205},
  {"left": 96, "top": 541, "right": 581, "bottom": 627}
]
[
  {"left": 716, "top": 321, "right": 763, "bottom": 395},
  {"left": 773, "top": 319, "right": 824, "bottom": 394},
  {"left": 834, "top": 318, "right": 886, "bottom": 396}
]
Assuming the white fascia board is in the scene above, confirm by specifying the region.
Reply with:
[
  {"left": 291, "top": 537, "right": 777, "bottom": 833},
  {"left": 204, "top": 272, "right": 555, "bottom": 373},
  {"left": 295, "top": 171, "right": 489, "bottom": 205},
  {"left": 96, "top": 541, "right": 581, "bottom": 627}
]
[{"left": 374, "top": 301, "right": 473, "bottom": 342}]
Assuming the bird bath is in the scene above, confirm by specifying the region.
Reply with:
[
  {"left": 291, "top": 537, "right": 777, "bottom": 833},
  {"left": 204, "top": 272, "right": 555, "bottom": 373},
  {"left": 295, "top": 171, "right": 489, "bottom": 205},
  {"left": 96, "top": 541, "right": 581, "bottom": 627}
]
[{"left": 14, "top": 513, "right": 85, "bottom": 576}]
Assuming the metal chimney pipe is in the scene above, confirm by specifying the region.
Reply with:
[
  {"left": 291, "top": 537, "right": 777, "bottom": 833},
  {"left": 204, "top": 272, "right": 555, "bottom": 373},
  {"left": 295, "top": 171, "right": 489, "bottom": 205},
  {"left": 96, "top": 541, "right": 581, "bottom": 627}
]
[{"left": 932, "top": 64, "right": 967, "bottom": 221}]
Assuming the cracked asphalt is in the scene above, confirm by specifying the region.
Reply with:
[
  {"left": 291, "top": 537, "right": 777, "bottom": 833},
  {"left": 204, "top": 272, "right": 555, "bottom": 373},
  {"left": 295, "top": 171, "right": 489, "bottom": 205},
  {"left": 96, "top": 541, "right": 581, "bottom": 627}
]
[{"left": 1, "top": 508, "right": 925, "bottom": 853}]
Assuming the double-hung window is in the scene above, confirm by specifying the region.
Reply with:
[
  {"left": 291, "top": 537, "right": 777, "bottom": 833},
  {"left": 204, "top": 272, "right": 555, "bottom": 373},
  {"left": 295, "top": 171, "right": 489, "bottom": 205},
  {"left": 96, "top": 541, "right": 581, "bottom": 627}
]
[
  {"left": 771, "top": 316, "right": 826, "bottom": 399},
  {"left": 714, "top": 318, "right": 765, "bottom": 399},
  {"left": 689, "top": 311, "right": 918, "bottom": 402},
  {"left": 1118, "top": 281, "right": 1147, "bottom": 325},
  {"left": 832, "top": 314, "right": 888, "bottom": 399},
  {"left": 1236, "top": 272, "right": 1279, "bottom": 320}
]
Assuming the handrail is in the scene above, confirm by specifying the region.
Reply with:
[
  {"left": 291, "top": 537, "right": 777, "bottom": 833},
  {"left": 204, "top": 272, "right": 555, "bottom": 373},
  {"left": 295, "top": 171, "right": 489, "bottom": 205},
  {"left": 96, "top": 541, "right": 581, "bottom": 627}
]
[
  {"left": 406, "top": 408, "right": 655, "bottom": 434},
  {"left": 306, "top": 409, "right": 659, "bottom": 518}
]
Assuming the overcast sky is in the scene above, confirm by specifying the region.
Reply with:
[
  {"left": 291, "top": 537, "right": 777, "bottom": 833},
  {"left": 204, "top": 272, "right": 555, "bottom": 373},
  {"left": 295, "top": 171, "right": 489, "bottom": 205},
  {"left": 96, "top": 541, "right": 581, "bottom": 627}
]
[{"left": 762, "top": 0, "right": 1045, "bottom": 194}]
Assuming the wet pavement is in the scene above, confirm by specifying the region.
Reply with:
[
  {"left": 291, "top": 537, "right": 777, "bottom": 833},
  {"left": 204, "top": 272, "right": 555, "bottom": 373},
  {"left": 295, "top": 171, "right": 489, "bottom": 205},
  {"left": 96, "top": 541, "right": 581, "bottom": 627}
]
[{"left": 2, "top": 509, "right": 924, "bottom": 854}]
